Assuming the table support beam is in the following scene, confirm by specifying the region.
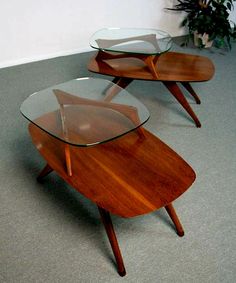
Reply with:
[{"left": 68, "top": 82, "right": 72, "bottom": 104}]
[
  {"left": 64, "top": 144, "right": 72, "bottom": 176},
  {"left": 144, "top": 55, "right": 159, "bottom": 79},
  {"left": 96, "top": 51, "right": 159, "bottom": 79}
]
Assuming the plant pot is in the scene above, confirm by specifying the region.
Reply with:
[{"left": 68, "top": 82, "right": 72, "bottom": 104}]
[{"left": 194, "top": 31, "right": 213, "bottom": 48}]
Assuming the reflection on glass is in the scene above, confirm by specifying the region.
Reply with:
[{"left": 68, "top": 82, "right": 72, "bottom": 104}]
[
  {"left": 90, "top": 28, "right": 172, "bottom": 55},
  {"left": 20, "top": 78, "right": 150, "bottom": 147}
]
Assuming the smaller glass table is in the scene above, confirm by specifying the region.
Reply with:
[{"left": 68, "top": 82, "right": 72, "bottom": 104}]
[
  {"left": 89, "top": 28, "right": 172, "bottom": 79},
  {"left": 90, "top": 28, "right": 172, "bottom": 55},
  {"left": 88, "top": 28, "right": 215, "bottom": 127}
]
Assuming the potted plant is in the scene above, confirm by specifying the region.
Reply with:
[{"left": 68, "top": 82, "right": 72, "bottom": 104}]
[{"left": 167, "top": 0, "right": 236, "bottom": 49}]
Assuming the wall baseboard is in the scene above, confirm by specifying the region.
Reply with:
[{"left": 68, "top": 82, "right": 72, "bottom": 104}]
[{"left": 0, "top": 47, "right": 92, "bottom": 69}]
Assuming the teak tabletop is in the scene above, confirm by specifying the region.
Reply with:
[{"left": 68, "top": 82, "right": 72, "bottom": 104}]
[{"left": 29, "top": 123, "right": 195, "bottom": 218}]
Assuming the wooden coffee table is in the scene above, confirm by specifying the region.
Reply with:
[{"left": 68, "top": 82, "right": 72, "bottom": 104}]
[
  {"left": 88, "top": 28, "right": 215, "bottom": 127},
  {"left": 20, "top": 77, "right": 196, "bottom": 276}
]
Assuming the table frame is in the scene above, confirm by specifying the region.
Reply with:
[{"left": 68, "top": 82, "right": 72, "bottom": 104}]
[{"left": 88, "top": 50, "right": 215, "bottom": 127}]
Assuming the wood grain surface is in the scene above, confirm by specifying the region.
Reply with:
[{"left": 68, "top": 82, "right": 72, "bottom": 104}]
[
  {"left": 29, "top": 122, "right": 196, "bottom": 218},
  {"left": 88, "top": 51, "right": 215, "bottom": 82},
  {"left": 88, "top": 51, "right": 215, "bottom": 127}
]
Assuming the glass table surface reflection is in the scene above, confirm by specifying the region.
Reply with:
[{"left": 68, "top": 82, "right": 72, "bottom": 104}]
[
  {"left": 89, "top": 28, "right": 172, "bottom": 55},
  {"left": 20, "top": 77, "right": 150, "bottom": 147}
]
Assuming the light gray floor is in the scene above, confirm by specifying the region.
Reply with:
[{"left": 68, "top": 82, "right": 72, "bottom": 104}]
[{"left": 0, "top": 42, "right": 236, "bottom": 283}]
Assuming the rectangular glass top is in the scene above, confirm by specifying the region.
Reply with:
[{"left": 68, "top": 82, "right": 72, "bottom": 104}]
[
  {"left": 90, "top": 28, "right": 172, "bottom": 55},
  {"left": 20, "top": 78, "right": 150, "bottom": 147}
]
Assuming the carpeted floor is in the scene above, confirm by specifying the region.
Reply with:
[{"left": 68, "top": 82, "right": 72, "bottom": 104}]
[{"left": 0, "top": 41, "right": 236, "bottom": 283}]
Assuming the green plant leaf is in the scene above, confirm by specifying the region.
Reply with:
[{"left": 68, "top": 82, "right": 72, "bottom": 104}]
[{"left": 166, "top": 0, "right": 236, "bottom": 50}]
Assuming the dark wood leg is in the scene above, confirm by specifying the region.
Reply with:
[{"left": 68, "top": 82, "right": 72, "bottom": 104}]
[
  {"left": 165, "top": 203, "right": 184, "bottom": 237},
  {"left": 97, "top": 206, "right": 126, "bottom": 277},
  {"left": 112, "top": 77, "right": 133, "bottom": 89},
  {"left": 112, "top": 77, "right": 120, "bottom": 84},
  {"left": 162, "top": 81, "right": 201, "bottom": 127},
  {"left": 104, "top": 77, "right": 133, "bottom": 102},
  {"left": 37, "top": 164, "right": 53, "bottom": 182},
  {"left": 181, "top": 82, "right": 201, "bottom": 104}
]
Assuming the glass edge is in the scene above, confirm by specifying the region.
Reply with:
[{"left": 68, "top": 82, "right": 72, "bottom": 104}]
[
  {"left": 20, "top": 111, "right": 150, "bottom": 148},
  {"left": 90, "top": 37, "right": 172, "bottom": 55}
]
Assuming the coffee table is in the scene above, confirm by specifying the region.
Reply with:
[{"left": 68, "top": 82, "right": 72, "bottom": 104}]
[
  {"left": 20, "top": 77, "right": 196, "bottom": 276},
  {"left": 88, "top": 28, "right": 215, "bottom": 127}
]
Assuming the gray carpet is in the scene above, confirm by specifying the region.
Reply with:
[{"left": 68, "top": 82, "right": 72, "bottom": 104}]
[{"left": 0, "top": 42, "right": 236, "bottom": 283}]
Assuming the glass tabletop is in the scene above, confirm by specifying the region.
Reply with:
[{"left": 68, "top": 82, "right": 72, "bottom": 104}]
[
  {"left": 20, "top": 77, "right": 150, "bottom": 147},
  {"left": 89, "top": 28, "right": 172, "bottom": 55}
]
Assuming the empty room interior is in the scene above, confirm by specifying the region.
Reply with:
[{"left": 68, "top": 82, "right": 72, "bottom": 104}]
[{"left": 1, "top": 1, "right": 236, "bottom": 282}]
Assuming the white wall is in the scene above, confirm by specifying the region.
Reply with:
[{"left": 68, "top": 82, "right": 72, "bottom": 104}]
[
  {"left": 0, "top": 0, "right": 185, "bottom": 68},
  {"left": 229, "top": 4, "right": 236, "bottom": 23}
]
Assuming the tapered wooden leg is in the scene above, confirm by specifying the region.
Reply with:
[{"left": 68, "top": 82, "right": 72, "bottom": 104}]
[
  {"left": 103, "top": 78, "right": 133, "bottom": 102},
  {"left": 37, "top": 164, "right": 53, "bottom": 181},
  {"left": 165, "top": 203, "right": 184, "bottom": 237},
  {"left": 162, "top": 81, "right": 201, "bottom": 127},
  {"left": 97, "top": 206, "right": 126, "bottom": 277},
  {"left": 181, "top": 82, "right": 201, "bottom": 104},
  {"left": 112, "top": 77, "right": 133, "bottom": 89}
]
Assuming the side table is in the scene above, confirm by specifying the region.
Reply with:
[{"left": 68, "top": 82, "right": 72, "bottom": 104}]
[
  {"left": 88, "top": 28, "right": 215, "bottom": 127},
  {"left": 20, "top": 77, "right": 196, "bottom": 276}
]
